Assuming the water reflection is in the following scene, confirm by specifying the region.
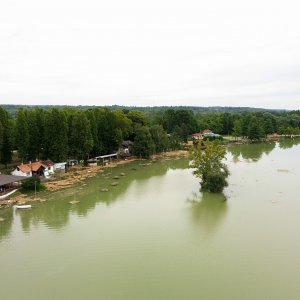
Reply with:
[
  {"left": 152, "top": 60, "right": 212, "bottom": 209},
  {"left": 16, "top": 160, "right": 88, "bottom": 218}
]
[
  {"left": 278, "top": 137, "right": 300, "bottom": 149},
  {"left": 0, "top": 209, "right": 13, "bottom": 240},
  {"left": 187, "top": 192, "right": 228, "bottom": 235},
  {"left": 0, "top": 158, "right": 189, "bottom": 239},
  {"left": 228, "top": 142, "right": 276, "bottom": 162}
]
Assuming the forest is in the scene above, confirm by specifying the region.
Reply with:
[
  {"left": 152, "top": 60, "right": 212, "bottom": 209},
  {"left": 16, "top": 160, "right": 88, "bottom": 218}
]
[{"left": 0, "top": 105, "right": 300, "bottom": 166}]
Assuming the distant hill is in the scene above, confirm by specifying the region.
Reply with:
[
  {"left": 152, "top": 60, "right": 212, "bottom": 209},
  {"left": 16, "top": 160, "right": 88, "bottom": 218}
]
[{"left": 0, "top": 104, "right": 287, "bottom": 117}]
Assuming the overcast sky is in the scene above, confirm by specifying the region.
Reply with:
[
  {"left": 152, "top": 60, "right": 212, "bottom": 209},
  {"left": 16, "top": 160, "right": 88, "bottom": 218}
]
[{"left": 0, "top": 0, "right": 299, "bottom": 109}]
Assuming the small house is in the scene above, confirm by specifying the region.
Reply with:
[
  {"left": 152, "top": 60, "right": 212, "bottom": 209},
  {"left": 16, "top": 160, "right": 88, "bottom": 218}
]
[
  {"left": 11, "top": 160, "right": 54, "bottom": 178},
  {"left": 68, "top": 159, "right": 78, "bottom": 166},
  {"left": 119, "top": 140, "right": 134, "bottom": 157},
  {"left": 54, "top": 162, "right": 67, "bottom": 171}
]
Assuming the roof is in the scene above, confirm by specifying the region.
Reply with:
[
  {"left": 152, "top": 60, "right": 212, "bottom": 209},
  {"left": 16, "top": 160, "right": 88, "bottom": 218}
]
[
  {"left": 201, "top": 129, "right": 213, "bottom": 134},
  {"left": 17, "top": 160, "right": 53, "bottom": 173},
  {"left": 0, "top": 174, "right": 27, "bottom": 186},
  {"left": 121, "top": 140, "right": 134, "bottom": 147}
]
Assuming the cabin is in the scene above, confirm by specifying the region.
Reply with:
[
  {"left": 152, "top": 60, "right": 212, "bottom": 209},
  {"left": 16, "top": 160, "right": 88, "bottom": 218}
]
[
  {"left": 0, "top": 174, "right": 27, "bottom": 199},
  {"left": 118, "top": 140, "right": 134, "bottom": 157},
  {"left": 68, "top": 159, "right": 78, "bottom": 166},
  {"left": 11, "top": 160, "right": 54, "bottom": 178},
  {"left": 54, "top": 162, "right": 67, "bottom": 171},
  {"left": 192, "top": 129, "right": 213, "bottom": 141}
]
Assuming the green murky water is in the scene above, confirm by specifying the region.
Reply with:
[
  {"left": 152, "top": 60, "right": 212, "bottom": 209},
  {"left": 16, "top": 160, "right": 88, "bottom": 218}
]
[{"left": 1, "top": 139, "right": 300, "bottom": 300}]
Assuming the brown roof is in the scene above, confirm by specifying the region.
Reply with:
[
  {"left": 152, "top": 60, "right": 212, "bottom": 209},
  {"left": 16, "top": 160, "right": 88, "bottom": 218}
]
[
  {"left": 0, "top": 174, "right": 27, "bottom": 186},
  {"left": 18, "top": 160, "right": 53, "bottom": 173},
  {"left": 201, "top": 129, "right": 213, "bottom": 134}
]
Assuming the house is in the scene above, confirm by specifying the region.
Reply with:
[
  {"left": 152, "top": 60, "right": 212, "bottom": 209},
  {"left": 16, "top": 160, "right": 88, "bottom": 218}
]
[
  {"left": 11, "top": 160, "right": 54, "bottom": 178},
  {"left": 54, "top": 162, "right": 67, "bottom": 171},
  {"left": 68, "top": 159, "right": 78, "bottom": 166},
  {"left": 201, "top": 129, "right": 213, "bottom": 135},
  {"left": 118, "top": 140, "right": 134, "bottom": 157},
  {"left": 192, "top": 129, "right": 214, "bottom": 141}
]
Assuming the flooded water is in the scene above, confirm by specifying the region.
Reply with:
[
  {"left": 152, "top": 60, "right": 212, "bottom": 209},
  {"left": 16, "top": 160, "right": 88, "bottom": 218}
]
[{"left": 1, "top": 139, "right": 300, "bottom": 300}]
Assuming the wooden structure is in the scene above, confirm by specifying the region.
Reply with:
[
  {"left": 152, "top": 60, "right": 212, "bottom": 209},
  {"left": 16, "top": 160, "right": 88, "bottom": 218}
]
[
  {"left": 0, "top": 174, "right": 27, "bottom": 199},
  {"left": 95, "top": 153, "right": 118, "bottom": 165}
]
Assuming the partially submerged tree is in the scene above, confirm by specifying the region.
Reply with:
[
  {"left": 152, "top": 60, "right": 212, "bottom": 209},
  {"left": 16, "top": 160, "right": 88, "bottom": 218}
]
[{"left": 190, "top": 141, "right": 229, "bottom": 193}]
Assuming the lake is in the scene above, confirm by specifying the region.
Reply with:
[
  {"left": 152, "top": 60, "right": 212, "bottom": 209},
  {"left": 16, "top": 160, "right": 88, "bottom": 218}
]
[{"left": 1, "top": 139, "right": 300, "bottom": 300}]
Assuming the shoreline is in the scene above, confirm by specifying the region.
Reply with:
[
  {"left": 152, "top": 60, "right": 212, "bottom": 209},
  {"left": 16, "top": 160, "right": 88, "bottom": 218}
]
[{"left": 0, "top": 150, "right": 189, "bottom": 206}]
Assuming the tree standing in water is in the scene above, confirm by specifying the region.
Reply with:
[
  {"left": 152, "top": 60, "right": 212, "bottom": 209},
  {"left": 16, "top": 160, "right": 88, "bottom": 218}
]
[{"left": 190, "top": 141, "right": 229, "bottom": 193}]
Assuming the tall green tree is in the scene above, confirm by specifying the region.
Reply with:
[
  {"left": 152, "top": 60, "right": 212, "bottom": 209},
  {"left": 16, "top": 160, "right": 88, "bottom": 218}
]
[
  {"left": 27, "top": 109, "right": 41, "bottom": 160},
  {"left": 15, "top": 108, "right": 29, "bottom": 161},
  {"left": 0, "top": 107, "right": 14, "bottom": 166},
  {"left": 68, "top": 111, "right": 93, "bottom": 160},
  {"left": 150, "top": 125, "right": 169, "bottom": 153},
  {"left": 133, "top": 126, "right": 155, "bottom": 158},
  {"left": 44, "top": 108, "right": 68, "bottom": 162},
  {"left": 232, "top": 119, "right": 243, "bottom": 139},
  {"left": 190, "top": 141, "right": 229, "bottom": 193},
  {"left": 247, "top": 116, "right": 264, "bottom": 140}
]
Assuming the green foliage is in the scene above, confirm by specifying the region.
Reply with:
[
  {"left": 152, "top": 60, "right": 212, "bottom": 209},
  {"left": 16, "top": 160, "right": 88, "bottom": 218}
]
[
  {"left": 150, "top": 125, "right": 169, "bottom": 153},
  {"left": 1, "top": 104, "right": 300, "bottom": 165},
  {"left": 68, "top": 111, "right": 93, "bottom": 160},
  {"left": 15, "top": 108, "right": 29, "bottom": 161},
  {"left": 161, "top": 109, "right": 198, "bottom": 141},
  {"left": 203, "top": 135, "right": 223, "bottom": 141},
  {"left": 232, "top": 119, "right": 243, "bottom": 138},
  {"left": 190, "top": 141, "right": 229, "bottom": 193},
  {"left": 0, "top": 108, "right": 13, "bottom": 166},
  {"left": 201, "top": 169, "right": 229, "bottom": 193},
  {"left": 132, "top": 126, "right": 155, "bottom": 158},
  {"left": 21, "top": 176, "right": 45, "bottom": 191},
  {"left": 44, "top": 108, "right": 69, "bottom": 162},
  {"left": 247, "top": 116, "right": 264, "bottom": 140}
]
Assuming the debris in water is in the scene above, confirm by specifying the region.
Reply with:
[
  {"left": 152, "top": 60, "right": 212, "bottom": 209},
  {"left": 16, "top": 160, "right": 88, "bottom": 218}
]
[
  {"left": 100, "top": 188, "right": 109, "bottom": 192},
  {"left": 111, "top": 182, "right": 118, "bottom": 186},
  {"left": 0, "top": 217, "right": 5, "bottom": 222},
  {"left": 120, "top": 172, "right": 126, "bottom": 176},
  {"left": 69, "top": 200, "right": 80, "bottom": 204},
  {"left": 113, "top": 176, "right": 120, "bottom": 179}
]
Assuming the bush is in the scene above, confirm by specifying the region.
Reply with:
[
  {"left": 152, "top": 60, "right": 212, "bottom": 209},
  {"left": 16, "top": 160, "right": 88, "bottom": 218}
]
[
  {"left": 22, "top": 176, "right": 44, "bottom": 191},
  {"left": 201, "top": 169, "right": 228, "bottom": 193}
]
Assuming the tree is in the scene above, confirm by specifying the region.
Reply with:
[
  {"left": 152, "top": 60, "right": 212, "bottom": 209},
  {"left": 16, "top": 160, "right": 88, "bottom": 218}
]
[
  {"left": 232, "top": 119, "right": 243, "bottom": 139},
  {"left": 68, "top": 111, "right": 93, "bottom": 160},
  {"left": 132, "top": 126, "right": 155, "bottom": 158},
  {"left": 0, "top": 108, "right": 13, "bottom": 166},
  {"left": 27, "top": 109, "right": 41, "bottom": 160},
  {"left": 190, "top": 141, "right": 229, "bottom": 193},
  {"left": 247, "top": 116, "right": 264, "bottom": 140},
  {"left": 15, "top": 108, "right": 29, "bottom": 161},
  {"left": 150, "top": 125, "right": 169, "bottom": 153},
  {"left": 44, "top": 109, "right": 68, "bottom": 162}
]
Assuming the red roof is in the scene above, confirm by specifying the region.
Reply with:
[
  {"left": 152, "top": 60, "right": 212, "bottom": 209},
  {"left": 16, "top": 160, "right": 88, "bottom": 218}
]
[{"left": 18, "top": 161, "right": 53, "bottom": 173}]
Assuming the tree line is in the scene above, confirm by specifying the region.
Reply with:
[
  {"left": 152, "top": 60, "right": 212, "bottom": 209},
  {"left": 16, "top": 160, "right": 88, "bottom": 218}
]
[{"left": 1, "top": 106, "right": 300, "bottom": 166}]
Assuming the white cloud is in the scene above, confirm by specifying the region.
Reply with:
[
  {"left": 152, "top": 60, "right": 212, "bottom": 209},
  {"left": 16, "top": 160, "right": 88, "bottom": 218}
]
[{"left": 0, "top": 0, "right": 299, "bottom": 108}]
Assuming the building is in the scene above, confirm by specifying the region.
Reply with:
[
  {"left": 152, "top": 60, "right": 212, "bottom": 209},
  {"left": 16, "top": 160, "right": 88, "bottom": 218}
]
[
  {"left": 11, "top": 160, "right": 54, "bottom": 178},
  {"left": 0, "top": 174, "right": 27, "bottom": 199},
  {"left": 118, "top": 140, "right": 134, "bottom": 157}
]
